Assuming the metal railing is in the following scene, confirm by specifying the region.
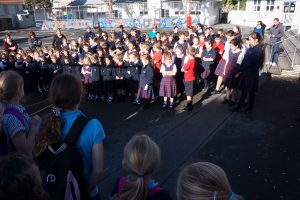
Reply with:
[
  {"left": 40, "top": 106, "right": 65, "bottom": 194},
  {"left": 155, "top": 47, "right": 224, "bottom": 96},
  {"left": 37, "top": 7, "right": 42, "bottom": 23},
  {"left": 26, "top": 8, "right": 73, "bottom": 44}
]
[{"left": 270, "top": 32, "right": 300, "bottom": 70}]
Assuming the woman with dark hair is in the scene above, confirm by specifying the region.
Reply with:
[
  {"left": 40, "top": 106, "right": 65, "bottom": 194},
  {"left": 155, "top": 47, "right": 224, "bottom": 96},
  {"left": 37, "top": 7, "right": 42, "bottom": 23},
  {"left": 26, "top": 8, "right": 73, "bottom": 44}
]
[
  {"left": 28, "top": 31, "right": 42, "bottom": 51},
  {"left": 2, "top": 34, "right": 18, "bottom": 54},
  {"left": 232, "top": 32, "right": 264, "bottom": 113}
]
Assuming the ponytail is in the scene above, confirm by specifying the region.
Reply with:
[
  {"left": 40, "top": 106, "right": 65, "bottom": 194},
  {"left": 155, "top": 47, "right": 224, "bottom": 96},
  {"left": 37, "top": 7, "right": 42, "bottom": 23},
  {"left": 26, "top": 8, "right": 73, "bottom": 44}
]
[
  {"left": 34, "top": 108, "right": 63, "bottom": 156},
  {"left": 112, "top": 175, "right": 148, "bottom": 200},
  {"left": 111, "top": 135, "right": 161, "bottom": 200}
]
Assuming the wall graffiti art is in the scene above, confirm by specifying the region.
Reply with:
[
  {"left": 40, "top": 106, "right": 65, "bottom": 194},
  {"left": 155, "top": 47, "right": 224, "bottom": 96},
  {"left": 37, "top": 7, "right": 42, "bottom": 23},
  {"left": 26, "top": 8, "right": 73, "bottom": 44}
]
[
  {"left": 36, "top": 20, "right": 93, "bottom": 30},
  {"left": 98, "top": 17, "right": 200, "bottom": 29}
]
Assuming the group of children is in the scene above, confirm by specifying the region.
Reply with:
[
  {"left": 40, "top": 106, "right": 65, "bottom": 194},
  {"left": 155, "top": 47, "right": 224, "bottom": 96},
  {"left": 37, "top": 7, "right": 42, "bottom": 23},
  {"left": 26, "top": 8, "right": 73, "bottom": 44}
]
[
  {"left": 0, "top": 24, "right": 249, "bottom": 112},
  {"left": 0, "top": 70, "right": 243, "bottom": 200}
]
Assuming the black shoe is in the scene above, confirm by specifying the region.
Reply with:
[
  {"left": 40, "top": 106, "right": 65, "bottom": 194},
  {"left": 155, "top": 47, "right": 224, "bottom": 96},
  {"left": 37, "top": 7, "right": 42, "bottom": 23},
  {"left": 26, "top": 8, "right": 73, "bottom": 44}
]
[
  {"left": 228, "top": 100, "right": 236, "bottom": 107},
  {"left": 221, "top": 98, "right": 230, "bottom": 104},
  {"left": 212, "top": 90, "right": 221, "bottom": 95},
  {"left": 230, "top": 106, "right": 241, "bottom": 112},
  {"left": 143, "top": 101, "right": 150, "bottom": 109},
  {"left": 203, "top": 86, "right": 209, "bottom": 92},
  {"left": 243, "top": 107, "right": 253, "bottom": 113}
]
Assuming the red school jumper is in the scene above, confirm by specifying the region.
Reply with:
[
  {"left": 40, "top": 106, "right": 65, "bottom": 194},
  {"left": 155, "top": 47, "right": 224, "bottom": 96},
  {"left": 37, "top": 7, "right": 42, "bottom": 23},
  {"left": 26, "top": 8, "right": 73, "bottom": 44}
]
[
  {"left": 183, "top": 58, "right": 195, "bottom": 82},
  {"left": 152, "top": 51, "right": 162, "bottom": 74}
]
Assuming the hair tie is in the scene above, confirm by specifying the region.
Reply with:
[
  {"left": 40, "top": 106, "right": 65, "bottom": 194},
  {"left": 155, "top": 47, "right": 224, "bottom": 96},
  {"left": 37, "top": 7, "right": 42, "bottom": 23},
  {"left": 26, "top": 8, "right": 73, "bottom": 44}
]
[{"left": 52, "top": 106, "right": 62, "bottom": 117}]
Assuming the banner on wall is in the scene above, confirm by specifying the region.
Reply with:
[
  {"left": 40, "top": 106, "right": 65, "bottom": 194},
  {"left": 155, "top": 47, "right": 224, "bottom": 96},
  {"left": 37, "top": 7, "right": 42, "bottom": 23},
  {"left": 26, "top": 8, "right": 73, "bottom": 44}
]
[
  {"left": 35, "top": 20, "right": 93, "bottom": 30},
  {"left": 98, "top": 17, "right": 201, "bottom": 29}
]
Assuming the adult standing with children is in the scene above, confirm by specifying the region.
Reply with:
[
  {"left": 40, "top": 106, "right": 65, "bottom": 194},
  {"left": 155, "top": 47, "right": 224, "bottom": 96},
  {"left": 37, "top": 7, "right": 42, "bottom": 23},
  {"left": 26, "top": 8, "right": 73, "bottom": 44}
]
[
  {"left": 2, "top": 34, "right": 18, "bottom": 55},
  {"left": 269, "top": 18, "right": 284, "bottom": 68}
]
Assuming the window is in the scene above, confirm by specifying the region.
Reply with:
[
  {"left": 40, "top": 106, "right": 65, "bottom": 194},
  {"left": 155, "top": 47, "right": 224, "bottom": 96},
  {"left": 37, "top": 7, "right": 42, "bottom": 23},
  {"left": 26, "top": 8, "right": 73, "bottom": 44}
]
[
  {"left": 139, "top": 3, "right": 148, "bottom": 15},
  {"left": 161, "top": 9, "right": 169, "bottom": 17},
  {"left": 253, "top": 0, "right": 261, "bottom": 11},
  {"left": 266, "top": 0, "right": 275, "bottom": 12},
  {"left": 140, "top": 11, "right": 148, "bottom": 15},
  {"left": 114, "top": 10, "right": 122, "bottom": 18},
  {"left": 284, "top": 2, "right": 296, "bottom": 13}
]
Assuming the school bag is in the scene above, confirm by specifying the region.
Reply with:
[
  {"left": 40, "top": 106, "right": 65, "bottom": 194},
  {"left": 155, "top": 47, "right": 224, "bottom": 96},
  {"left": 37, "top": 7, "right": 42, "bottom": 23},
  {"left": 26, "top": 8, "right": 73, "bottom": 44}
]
[
  {"left": 35, "top": 115, "right": 90, "bottom": 200},
  {"left": 0, "top": 107, "right": 25, "bottom": 156}
]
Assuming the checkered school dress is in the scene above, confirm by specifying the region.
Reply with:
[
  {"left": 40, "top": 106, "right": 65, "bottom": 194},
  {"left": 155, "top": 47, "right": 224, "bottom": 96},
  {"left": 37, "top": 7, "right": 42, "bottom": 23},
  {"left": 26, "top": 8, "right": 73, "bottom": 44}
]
[
  {"left": 223, "top": 50, "right": 242, "bottom": 89},
  {"left": 159, "top": 64, "right": 177, "bottom": 98},
  {"left": 137, "top": 85, "right": 154, "bottom": 99},
  {"left": 215, "top": 58, "right": 226, "bottom": 77}
]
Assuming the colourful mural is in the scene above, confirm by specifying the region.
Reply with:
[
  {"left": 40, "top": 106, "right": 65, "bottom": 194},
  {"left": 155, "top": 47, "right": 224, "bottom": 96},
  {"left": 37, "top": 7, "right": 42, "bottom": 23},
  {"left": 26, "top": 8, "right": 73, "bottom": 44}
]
[
  {"left": 36, "top": 17, "right": 201, "bottom": 30},
  {"left": 36, "top": 20, "right": 93, "bottom": 30},
  {"left": 98, "top": 17, "right": 201, "bottom": 29}
]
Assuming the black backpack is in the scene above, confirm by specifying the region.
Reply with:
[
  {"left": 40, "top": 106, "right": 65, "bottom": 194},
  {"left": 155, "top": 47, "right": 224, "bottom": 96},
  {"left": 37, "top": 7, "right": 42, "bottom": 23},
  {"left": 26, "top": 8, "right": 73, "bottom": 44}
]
[{"left": 35, "top": 116, "right": 90, "bottom": 200}]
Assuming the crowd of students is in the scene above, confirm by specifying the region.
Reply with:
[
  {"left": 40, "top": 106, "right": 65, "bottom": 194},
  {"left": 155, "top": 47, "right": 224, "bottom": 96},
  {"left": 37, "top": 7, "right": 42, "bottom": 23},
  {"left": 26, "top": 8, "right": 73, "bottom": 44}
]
[
  {"left": 0, "top": 22, "right": 265, "bottom": 199},
  {"left": 1, "top": 22, "right": 264, "bottom": 112}
]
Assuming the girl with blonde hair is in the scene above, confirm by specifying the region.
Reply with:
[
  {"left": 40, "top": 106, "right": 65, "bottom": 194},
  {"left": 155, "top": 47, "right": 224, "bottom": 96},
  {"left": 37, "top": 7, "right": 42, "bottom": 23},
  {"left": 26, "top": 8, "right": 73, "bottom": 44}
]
[
  {"left": 111, "top": 134, "right": 172, "bottom": 200},
  {"left": 177, "top": 162, "right": 243, "bottom": 200}
]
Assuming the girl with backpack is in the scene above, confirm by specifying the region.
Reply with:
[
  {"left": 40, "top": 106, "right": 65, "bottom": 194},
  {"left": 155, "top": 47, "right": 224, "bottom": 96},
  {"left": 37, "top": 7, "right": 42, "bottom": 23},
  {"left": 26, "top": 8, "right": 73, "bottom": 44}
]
[
  {"left": 34, "top": 74, "right": 105, "bottom": 200},
  {"left": 110, "top": 134, "right": 172, "bottom": 200},
  {"left": 0, "top": 70, "right": 40, "bottom": 156}
]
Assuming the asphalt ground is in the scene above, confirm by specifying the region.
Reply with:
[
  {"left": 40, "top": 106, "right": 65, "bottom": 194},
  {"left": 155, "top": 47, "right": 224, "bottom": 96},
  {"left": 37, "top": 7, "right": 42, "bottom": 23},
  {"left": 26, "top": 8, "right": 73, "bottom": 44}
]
[{"left": 2, "top": 26, "right": 300, "bottom": 199}]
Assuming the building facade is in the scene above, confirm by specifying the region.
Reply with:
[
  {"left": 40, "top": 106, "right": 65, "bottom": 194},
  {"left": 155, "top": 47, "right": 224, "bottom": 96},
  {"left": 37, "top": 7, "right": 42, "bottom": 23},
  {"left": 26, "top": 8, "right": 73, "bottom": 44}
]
[
  {"left": 0, "top": 0, "right": 34, "bottom": 29},
  {"left": 228, "top": 0, "right": 299, "bottom": 30},
  {"left": 48, "top": 0, "right": 221, "bottom": 26}
]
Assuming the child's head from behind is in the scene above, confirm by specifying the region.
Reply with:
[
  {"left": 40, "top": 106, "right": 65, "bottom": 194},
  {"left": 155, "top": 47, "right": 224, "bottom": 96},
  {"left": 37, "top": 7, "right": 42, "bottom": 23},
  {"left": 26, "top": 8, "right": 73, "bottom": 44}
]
[
  {"left": 123, "top": 134, "right": 160, "bottom": 176},
  {"left": 0, "top": 153, "right": 48, "bottom": 200},
  {"left": 177, "top": 162, "right": 243, "bottom": 200},
  {"left": 115, "top": 135, "right": 160, "bottom": 200},
  {"left": 0, "top": 71, "right": 24, "bottom": 103},
  {"left": 35, "top": 74, "right": 83, "bottom": 155},
  {"left": 50, "top": 74, "right": 83, "bottom": 110}
]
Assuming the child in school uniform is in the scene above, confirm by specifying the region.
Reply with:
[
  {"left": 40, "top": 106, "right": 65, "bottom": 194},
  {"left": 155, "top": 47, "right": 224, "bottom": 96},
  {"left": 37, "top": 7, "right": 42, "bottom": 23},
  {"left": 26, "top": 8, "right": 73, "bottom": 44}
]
[
  {"left": 90, "top": 54, "right": 102, "bottom": 102},
  {"left": 201, "top": 40, "right": 216, "bottom": 91},
  {"left": 125, "top": 52, "right": 142, "bottom": 103},
  {"left": 152, "top": 42, "right": 163, "bottom": 96},
  {"left": 159, "top": 52, "right": 177, "bottom": 109},
  {"left": 222, "top": 38, "right": 244, "bottom": 105},
  {"left": 181, "top": 47, "right": 196, "bottom": 111},
  {"left": 101, "top": 56, "right": 115, "bottom": 103},
  {"left": 174, "top": 32, "right": 190, "bottom": 55},
  {"left": 213, "top": 30, "right": 235, "bottom": 94},
  {"left": 113, "top": 52, "right": 126, "bottom": 102},
  {"left": 81, "top": 56, "right": 93, "bottom": 100},
  {"left": 173, "top": 45, "right": 185, "bottom": 100},
  {"left": 135, "top": 54, "right": 154, "bottom": 109},
  {"left": 39, "top": 56, "right": 52, "bottom": 93},
  {"left": 192, "top": 36, "right": 203, "bottom": 86}
]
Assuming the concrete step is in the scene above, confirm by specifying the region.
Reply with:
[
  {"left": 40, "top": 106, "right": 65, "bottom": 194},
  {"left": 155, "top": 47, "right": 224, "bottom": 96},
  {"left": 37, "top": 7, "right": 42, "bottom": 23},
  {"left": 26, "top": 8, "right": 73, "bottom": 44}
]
[
  {"left": 267, "top": 63, "right": 282, "bottom": 75},
  {"left": 278, "top": 53, "right": 293, "bottom": 70},
  {"left": 280, "top": 65, "right": 300, "bottom": 77}
]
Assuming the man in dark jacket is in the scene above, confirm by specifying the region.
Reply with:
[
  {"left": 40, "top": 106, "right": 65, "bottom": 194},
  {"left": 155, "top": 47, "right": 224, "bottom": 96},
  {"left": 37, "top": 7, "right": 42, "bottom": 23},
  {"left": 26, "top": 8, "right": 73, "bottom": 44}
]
[
  {"left": 269, "top": 18, "right": 284, "bottom": 68},
  {"left": 52, "top": 29, "right": 66, "bottom": 50}
]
